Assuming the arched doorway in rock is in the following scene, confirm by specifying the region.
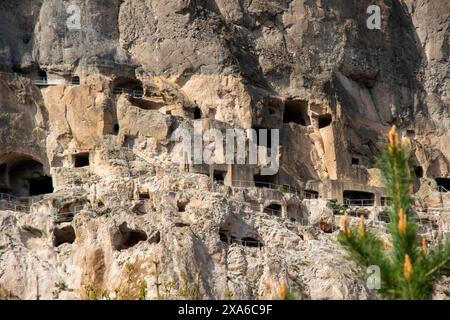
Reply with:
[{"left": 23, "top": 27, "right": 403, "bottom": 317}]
[{"left": 0, "top": 155, "right": 53, "bottom": 197}]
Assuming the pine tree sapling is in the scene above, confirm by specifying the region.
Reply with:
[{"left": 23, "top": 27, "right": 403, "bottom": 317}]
[{"left": 339, "top": 126, "right": 450, "bottom": 299}]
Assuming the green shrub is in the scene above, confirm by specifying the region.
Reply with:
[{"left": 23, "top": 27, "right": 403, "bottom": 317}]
[{"left": 339, "top": 127, "right": 450, "bottom": 299}]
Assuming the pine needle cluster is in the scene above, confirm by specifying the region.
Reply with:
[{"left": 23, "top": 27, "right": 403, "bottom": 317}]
[{"left": 339, "top": 126, "right": 450, "bottom": 299}]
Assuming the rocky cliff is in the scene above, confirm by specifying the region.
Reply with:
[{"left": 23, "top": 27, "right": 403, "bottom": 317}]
[{"left": 0, "top": 0, "right": 449, "bottom": 300}]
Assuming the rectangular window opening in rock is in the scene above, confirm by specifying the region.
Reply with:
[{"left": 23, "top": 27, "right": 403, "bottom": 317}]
[{"left": 73, "top": 153, "right": 90, "bottom": 168}]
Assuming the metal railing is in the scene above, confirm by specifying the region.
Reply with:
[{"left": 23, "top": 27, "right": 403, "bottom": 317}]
[
  {"left": 34, "top": 78, "right": 67, "bottom": 86},
  {"left": 221, "top": 236, "right": 265, "bottom": 249},
  {"left": 33, "top": 78, "right": 48, "bottom": 85},
  {"left": 231, "top": 180, "right": 300, "bottom": 196},
  {"left": 262, "top": 207, "right": 283, "bottom": 217},
  {"left": 0, "top": 193, "right": 15, "bottom": 202},
  {"left": 304, "top": 191, "right": 319, "bottom": 199},
  {"left": 0, "top": 201, "right": 30, "bottom": 213},
  {"left": 54, "top": 206, "right": 83, "bottom": 223},
  {"left": 0, "top": 192, "right": 32, "bottom": 213},
  {"left": 112, "top": 87, "right": 144, "bottom": 99},
  {"left": 233, "top": 200, "right": 309, "bottom": 225},
  {"left": 344, "top": 198, "right": 375, "bottom": 207}
]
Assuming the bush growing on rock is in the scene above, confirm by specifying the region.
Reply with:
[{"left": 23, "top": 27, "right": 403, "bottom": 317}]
[{"left": 339, "top": 127, "right": 450, "bottom": 300}]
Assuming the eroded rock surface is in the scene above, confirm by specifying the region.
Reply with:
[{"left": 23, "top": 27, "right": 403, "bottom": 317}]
[{"left": 0, "top": 0, "right": 449, "bottom": 299}]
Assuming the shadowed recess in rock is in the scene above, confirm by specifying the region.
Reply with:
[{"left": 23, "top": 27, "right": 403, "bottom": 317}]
[{"left": 113, "top": 222, "right": 148, "bottom": 251}]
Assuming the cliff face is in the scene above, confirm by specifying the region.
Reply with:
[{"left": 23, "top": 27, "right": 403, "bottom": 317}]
[{"left": 0, "top": 0, "right": 449, "bottom": 300}]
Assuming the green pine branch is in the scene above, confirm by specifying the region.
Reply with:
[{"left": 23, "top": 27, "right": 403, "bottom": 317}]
[{"left": 338, "top": 126, "right": 450, "bottom": 300}]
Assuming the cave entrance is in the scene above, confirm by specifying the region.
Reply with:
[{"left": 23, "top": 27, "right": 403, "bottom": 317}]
[
  {"left": 71, "top": 76, "right": 80, "bottom": 85},
  {"left": 38, "top": 70, "right": 47, "bottom": 82},
  {"left": 53, "top": 226, "right": 76, "bottom": 247},
  {"left": 111, "top": 77, "right": 144, "bottom": 99},
  {"left": 414, "top": 166, "right": 423, "bottom": 178},
  {"left": 113, "top": 124, "right": 120, "bottom": 135},
  {"left": 343, "top": 190, "right": 375, "bottom": 206},
  {"left": 194, "top": 107, "right": 202, "bottom": 120},
  {"left": 213, "top": 170, "right": 226, "bottom": 185},
  {"left": 28, "top": 176, "right": 53, "bottom": 196},
  {"left": 241, "top": 237, "right": 264, "bottom": 248},
  {"left": 73, "top": 153, "right": 90, "bottom": 168},
  {"left": 352, "top": 157, "right": 360, "bottom": 166},
  {"left": 6, "top": 157, "right": 53, "bottom": 197},
  {"left": 254, "top": 174, "right": 277, "bottom": 189},
  {"left": 435, "top": 178, "right": 450, "bottom": 192},
  {"left": 406, "top": 129, "right": 415, "bottom": 137},
  {"left": 304, "top": 190, "right": 319, "bottom": 199},
  {"left": 113, "top": 222, "right": 148, "bottom": 251},
  {"left": 263, "top": 203, "right": 282, "bottom": 216},
  {"left": 138, "top": 192, "right": 150, "bottom": 200},
  {"left": 283, "top": 99, "right": 310, "bottom": 125},
  {"left": 219, "top": 229, "right": 229, "bottom": 244},
  {"left": 177, "top": 200, "right": 189, "bottom": 213},
  {"left": 0, "top": 164, "right": 7, "bottom": 192},
  {"left": 123, "top": 135, "right": 135, "bottom": 149},
  {"left": 318, "top": 114, "right": 332, "bottom": 129}
]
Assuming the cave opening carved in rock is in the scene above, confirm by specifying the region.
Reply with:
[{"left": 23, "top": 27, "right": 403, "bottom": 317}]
[
  {"left": 71, "top": 76, "right": 80, "bottom": 85},
  {"left": 0, "top": 155, "right": 53, "bottom": 197},
  {"left": 213, "top": 170, "right": 226, "bottom": 185},
  {"left": 113, "top": 222, "right": 148, "bottom": 251},
  {"left": 254, "top": 174, "right": 277, "bottom": 188},
  {"left": 343, "top": 190, "right": 375, "bottom": 206},
  {"left": 414, "top": 166, "right": 423, "bottom": 178},
  {"left": 0, "top": 164, "right": 8, "bottom": 192},
  {"left": 283, "top": 99, "right": 310, "bottom": 126},
  {"left": 112, "top": 77, "right": 144, "bottom": 98},
  {"left": 38, "top": 69, "right": 47, "bottom": 81},
  {"left": 318, "top": 114, "right": 332, "bottom": 129},
  {"left": 304, "top": 190, "right": 319, "bottom": 199},
  {"left": 177, "top": 200, "right": 189, "bottom": 213},
  {"left": 53, "top": 225, "right": 76, "bottom": 247},
  {"left": 263, "top": 203, "right": 282, "bottom": 216},
  {"left": 241, "top": 237, "right": 264, "bottom": 248},
  {"left": 435, "top": 178, "right": 450, "bottom": 192},
  {"left": 73, "top": 153, "right": 90, "bottom": 168},
  {"left": 194, "top": 107, "right": 202, "bottom": 120}
]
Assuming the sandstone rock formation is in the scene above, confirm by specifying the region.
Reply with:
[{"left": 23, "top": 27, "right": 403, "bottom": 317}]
[{"left": 0, "top": 0, "right": 449, "bottom": 300}]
